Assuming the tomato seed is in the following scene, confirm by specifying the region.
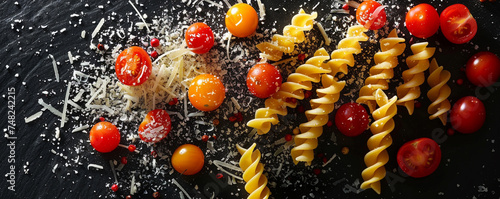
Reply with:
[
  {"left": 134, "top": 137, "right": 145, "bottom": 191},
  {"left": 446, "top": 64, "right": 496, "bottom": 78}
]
[{"left": 216, "top": 173, "right": 223, "bottom": 179}]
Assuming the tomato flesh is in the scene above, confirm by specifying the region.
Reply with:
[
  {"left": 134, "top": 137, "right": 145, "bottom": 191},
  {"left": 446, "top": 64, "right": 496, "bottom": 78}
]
[
  {"left": 188, "top": 74, "right": 225, "bottom": 111},
  {"left": 185, "top": 22, "right": 214, "bottom": 54},
  {"left": 246, "top": 63, "right": 282, "bottom": 98},
  {"left": 171, "top": 144, "right": 205, "bottom": 175},
  {"left": 440, "top": 4, "right": 477, "bottom": 44},
  {"left": 225, "top": 3, "right": 259, "bottom": 38},
  {"left": 334, "top": 102, "right": 369, "bottom": 137},
  {"left": 138, "top": 109, "right": 172, "bottom": 143},
  {"left": 356, "top": 0, "right": 387, "bottom": 30},
  {"left": 405, "top": 3, "right": 440, "bottom": 38},
  {"left": 115, "top": 46, "right": 152, "bottom": 86},
  {"left": 89, "top": 122, "right": 121, "bottom": 153},
  {"left": 450, "top": 96, "right": 486, "bottom": 134},
  {"left": 397, "top": 138, "right": 441, "bottom": 178},
  {"left": 466, "top": 51, "right": 500, "bottom": 87}
]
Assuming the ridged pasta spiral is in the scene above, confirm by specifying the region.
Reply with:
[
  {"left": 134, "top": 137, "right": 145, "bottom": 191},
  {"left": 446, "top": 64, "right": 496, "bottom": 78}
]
[
  {"left": 257, "top": 9, "right": 317, "bottom": 61},
  {"left": 427, "top": 58, "right": 451, "bottom": 125},
  {"left": 356, "top": 29, "right": 405, "bottom": 113},
  {"left": 396, "top": 42, "right": 435, "bottom": 115},
  {"left": 236, "top": 143, "right": 271, "bottom": 199},
  {"left": 290, "top": 25, "right": 368, "bottom": 165},
  {"left": 360, "top": 89, "right": 397, "bottom": 194},
  {"left": 247, "top": 49, "right": 331, "bottom": 135}
]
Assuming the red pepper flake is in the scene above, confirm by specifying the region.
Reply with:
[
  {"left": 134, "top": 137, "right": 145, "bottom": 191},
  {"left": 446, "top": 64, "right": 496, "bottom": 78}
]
[
  {"left": 128, "top": 144, "right": 136, "bottom": 152},
  {"left": 151, "top": 51, "right": 158, "bottom": 58},
  {"left": 297, "top": 105, "right": 305, "bottom": 113},
  {"left": 151, "top": 150, "right": 158, "bottom": 158},
  {"left": 304, "top": 90, "right": 312, "bottom": 99},
  {"left": 212, "top": 119, "right": 220, "bottom": 126},
  {"left": 212, "top": 135, "right": 217, "bottom": 140},
  {"left": 228, "top": 116, "right": 237, "bottom": 122},
  {"left": 342, "top": 3, "right": 350, "bottom": 11},
  {"left": 99, "top": 117, "right": 105, "bottom": 122},
  {"left": 111, "top": 184, "right": 119, "bottom": 192},
  {"left": 168, "top": 98, "right": 178, "bottom": 105},
  {"left": 150, "top": 38, "right": 160, "bottom": 47},
  {"left": 121, "top": 156, "right": 128, "bottom": 165},
  {"left": 456, "top": 79, "right": 464, "bottom": 85},
  {"left": 317, "top": 153, "right": 324, "bottom": 158},
  {"left": 298, "top": 53, "right": 306, "bottom": 61},
  {"left": 202, "top": 135, "right": 209, "bottom": 142},
  {"left": 447, "top": 128, "right": 455, "bottom": 136},
  {"left": 313, "top": 168, "right": 321, "bottom": 175},
  {"left": 216, "top": 173, "right": 224, "bottom": 179},
  {"left": 285, "top": 134, "right": 293, "bottom": 142},
  {"left": 409, "top": 37, "right": 415, "bottom": 45},
  {"left": 126, "top": 195, "right": 132, "bottom": 199},
  {"left": 414, "top": 101, "right": 421, "bottom": 108},
  {"left": 97, "top": 43, "right": 105, "bottom": 51},
  {"left": 153, "top": 191, "right": 160, "bottom": 198},
  {"left": 322, "top": 157, "right": 327, "bottom": 163},
  {"left": 327, "top": 120, "right": 333, "bottom": 127},
  {"left": 285, "top": 97, "right": 297, "bottom": 104},
  {"left": 256, "top": 58, "right": 262, "bottom": 62},
  {"left": 235, "top": 112, "right": 243, "bottom": 122}
]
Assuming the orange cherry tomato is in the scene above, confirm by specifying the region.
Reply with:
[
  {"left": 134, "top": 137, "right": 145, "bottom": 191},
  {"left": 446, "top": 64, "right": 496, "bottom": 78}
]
[
  {"left": 138, "top": 109, "right": 172, "bottom": 143},
  {"left": 171, "top": 144, "right": 204, "bottom": 175},
  {"left": 89, "top": 122, "right": 121, "bottom": 153},
  {"left": 115, "top": 46, "right": 152, "bottom": 86},
  {"left": 225, "top": 3, "right": 259, "bottom": 38},
  {"left": 185, "top": 22, "right": 214, "bottom": 54},
  {"left": 188, "top": 74, "right": 225, "bottom": 111}
]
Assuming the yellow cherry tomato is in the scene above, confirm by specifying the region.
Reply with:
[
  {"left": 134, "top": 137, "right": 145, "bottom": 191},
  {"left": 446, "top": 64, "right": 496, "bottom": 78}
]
[
  {"left": 225, "top": 3, "right": 258, "bottom": 38},
  {"left": 188, "top": 74, "right": 225, "bottom": 112},
  {"left": 171, "top": 144, "right": 204, "bottom": 175}
]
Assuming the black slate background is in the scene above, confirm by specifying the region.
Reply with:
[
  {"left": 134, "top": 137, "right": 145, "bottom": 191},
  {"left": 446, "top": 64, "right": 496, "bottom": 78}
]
[{"left": 1, "top": 0, "right": 500, "bottom": 199}]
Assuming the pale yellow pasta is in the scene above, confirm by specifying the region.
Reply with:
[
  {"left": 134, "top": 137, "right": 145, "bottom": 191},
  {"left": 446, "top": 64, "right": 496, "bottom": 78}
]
[
  {"left": 396, "top": 42, "right": 435, "bottom": 115},
  {"left": 257, "top": 9, "right": 317, "bottom": 61},
  {"left": 236, "top": 143, "right": 271, "bottom": 199},
  {"left": 247, "top": 48, "right": 331, "bottom": 135},
  {"left": 360, "top": 89, "right": 397, "bottom": 194},
  {"left": 427, "top": 58, "right": 451, "bottom": 125},
  {"left": 291, "top": 25, "right": 368, "bottom": 165},
  {"left": 357, "top": 29, "right": 405, "bottom": 113}
]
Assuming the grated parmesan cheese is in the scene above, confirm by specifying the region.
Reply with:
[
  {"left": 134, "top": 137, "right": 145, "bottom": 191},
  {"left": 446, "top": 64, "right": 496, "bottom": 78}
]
[
  {"left": 316, "top": 22, "right": 332, "bottom": 46},
  {"left": 60, "top": 82, "right": 71, "bottom": 128},
  {"left": 24, "top": 111, "right": 43, "bottom": 123},
  {"left": 91, "top": 18, "right": 105, "bottom": 38}
]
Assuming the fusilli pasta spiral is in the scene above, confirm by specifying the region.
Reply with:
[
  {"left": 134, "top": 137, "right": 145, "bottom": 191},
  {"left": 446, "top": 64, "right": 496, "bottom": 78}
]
[
  {"left": 396, "top": 42, "right": 435, "bottom": 115},
  {"left": 236, "top": 143, "right": 271, "bottom": 199},
  {"left": 257, "top": 9, "right": 317, "bottom": 61},
  {"left": 291, "top": 25, "right": 368, "bottom": 165},
  {"left": 427, "top": 58, "right": 451, "bottom": 125},
  {"left": 360, "top": 89, "right": 397, "bottom": 194},
  {"left": 357, "top": 29, "right": 405, "bottom": 113}
]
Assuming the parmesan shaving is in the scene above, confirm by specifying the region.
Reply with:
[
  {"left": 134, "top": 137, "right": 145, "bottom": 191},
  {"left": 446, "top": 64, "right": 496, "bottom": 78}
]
[
  {"left": 222, "top": 0, "right": 231, "bottom": 8},
  {"left": 87, "top": 164, "right": 104, "bottom": 170},
  {"left": 256, "top": 0, "right": 266, "bottom": 20},
  {"left": 81, "top": 30, "right": 86, "bottom": 38},
  {"left": 87, "top": 104, "right": 115, "bottom": 115},
  {"left": 67, "top": 100, "right": 82, "bottom": 109},
  {"left": 201, "top": 0, "right": 224, "bottom": 9},
  {"left": 85, "top": 78, "right": 108, "bottom": 107},
  {"left": 38, "top": 99, "right": 63, "bottom": 117},
  {"left": 212, "top": 160, "right": 243, "bottom": 181},
  {"left": 128, "top": 0, "right": 150, "bottom": 32},
  {"left": 322, "top": 154, "right": 337, "bottom": 167},
  {"left": 92, "top": 18, "right": 105, "bottom": 38},
  {"left": 187, "top": 112, "right": 204, "bottom": 117},
  {"left": 110, "top": 160, "right": 118, "bottom": 183},
  {"left": 130, "top": 175, "right": 137, "bottom": 195},
  {"left": 72, "top": 125, "right": 89, "bottom": 133},
  {"left": 24, "top": 111, "right": 43, "bottom": 123},
  {"left": 61, "top": 81, "right": 71, "bottom": 128},
  {"left": 316, "top": 22, "right": 331, "bottom": 46},
  {"left": 68, "top": 51, "right": 74, "bottom": 64},
  {"left": 172, "top": 179, "right": 192, "bottom": 199},
  {"left": 49, "top": 54, "right": 59, "bottom": 82},
  {"left": 230, "top": 97, "right": 241, "bottom": 110}
]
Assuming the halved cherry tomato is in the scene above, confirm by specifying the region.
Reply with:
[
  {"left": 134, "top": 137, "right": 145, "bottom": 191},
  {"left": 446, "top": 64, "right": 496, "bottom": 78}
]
[
  {"left": 397, "top": 138, "right": 441, "bottom": 178},
  {"left": 171, "top": 144, "right": 204, "bottom": 175},
  {"left": 246, "top": 63, "right": 282, "bottom": 98},
  {"left": 466, "top": 52, "right": 500, "bottom": 87},
  {"left": 225, "top": 3, "right": 259, "bottom": 38},
  {"left": 334, "top": 102, "right": 369, "bottom": 137},
  {"left": 356, "top": 0, "right": 387, "bottom": 30},
  {"left": 405, "top": 4, "right": 440, "bottom": 38},
  {"left": 89, "top": 122, "right": 121, "bottom": 153},
  {"left": 185, "top": 22, "right": 214, "bottom": 54},
  {"left": 188, "top": 74, "right": 225, "bottom": 111},
  {"left": 440, "top": 4, "right": 477, "bottom": 44},
  {"left": 450, "top": 96, "right": 486, "bottom": 134},
  {"left": 115, "top": 46, "right": 152, "bottom": 86},
  {"left": 138, "top": 109, "right": 172, "bottom": 143}
]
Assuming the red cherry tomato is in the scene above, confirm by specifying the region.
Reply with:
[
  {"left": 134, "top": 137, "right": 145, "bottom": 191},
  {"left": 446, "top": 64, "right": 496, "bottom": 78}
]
[
  {"left": 171, "top": 144, "right": 204, "bottom": 175},
  {"left": 450, "top": 96, "right": 486, "bottom": 134},
  {"left": 138, "top": 109, "right": 172, "bottom": 143},
  {"left": 405, "top": 4, "right": 440, "bottom": 38},
  {"left": 188, "top": 74, "right": 225, "bottom": 111},
  {"left": 397, "top": 138, "right": 441, "bottom": 178},
  {"left": 355, "top": 0, "right": 387, "bottom": 30},
  {"left": 185, "top": 22, "right": 214, "bottom": 54},
  {"left": 440, "top": 4, "right": 477, "bottom": 44},
  {"left": 246, "top": 63, "right": 282, "bottom": 98},
  {"left": 225, "top": 3, "right": 259, "bottom": 38},
  {"left": 334, "top": 102, "right": 369, "bottom": 137},
  {"left": 115, "top": 46, "right": 152, "bottom": 86},
  {"left": 466, "top": 52, "right": 500, "bottom": 87},
  {"left": 89, "top": 122, "right": 120, "bottom": 153}
]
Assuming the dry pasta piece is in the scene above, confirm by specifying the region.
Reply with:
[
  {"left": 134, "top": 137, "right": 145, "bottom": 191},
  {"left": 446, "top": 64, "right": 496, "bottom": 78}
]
[
  {"left": 357, "top": 29, "right": 405, "bottom": 113},
  {"left": 427, "top": 58, "right": 451, "bottom": 125},
  {"left": 291, "top": 25, "right": 368, "bottom": 165},
  {"left": 396, "top": 42, "right": 435, "bottom": 115},
  {"left": 360, "top": 89, "right": 397, "bottom": 194},
  {"left": 236, "top": 143, "right": 271, "bottom": 199},
  {"left": 247, "top": 48, "right": 331, "bottom": 135},
  {"left": 257, "top": 9, "right": 317, "bottom": 61}
]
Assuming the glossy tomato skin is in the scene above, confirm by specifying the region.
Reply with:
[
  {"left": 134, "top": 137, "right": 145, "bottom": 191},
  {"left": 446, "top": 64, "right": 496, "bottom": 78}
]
[
  {"left": 356, "top": 0, "right": 387, "bottom": 30},
  {"left": 466, "top": 52, "right": 500, "bottom": 87},
  {"left": 185, "top": 22, "right": 214, "bottom": 54},
  {"left": 440, "top": 4, "right": 477, "bottom": 44},
  {"left": 334, "top": 102, "right": 369, "bottom": 137},
  {"left": 89, "top": 122, "right": 121, "bottom": 153},
  {"left": 225, "top": 3, "right": 259, "bottom": 38},
  {"left": 405, "top": 4, "right": 440, "bottom": 38},
  {"left": 450, "top": 96, "right": 486, "bottom": 134},
  {"left": 188, "top": 74, "right": 225, "bottom": 111},
  {"left": 246, "top": 63, "right": 282, "bottom": 98},
  {"left": 171, "top": 144, "right": 204, "bottom": 175},
  {"left": 397, "top": 138, "right": 441, "bottom": 178},
  {"left": 115, "top": 46, "right": 152, "bottom": 86},
  {"left": 138, "top": 109, "right": 172, "bottom": 143}
]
